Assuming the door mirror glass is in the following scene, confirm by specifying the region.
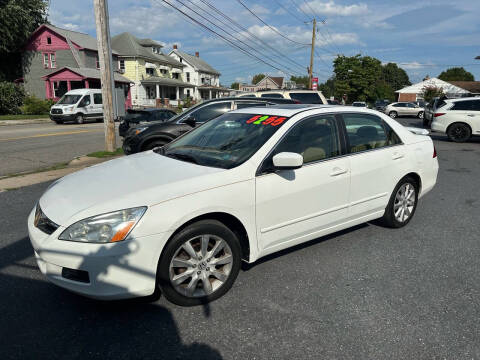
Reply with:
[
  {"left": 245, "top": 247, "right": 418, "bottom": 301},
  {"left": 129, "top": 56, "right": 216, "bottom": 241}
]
[
  {"left": 184, "top": 116, "right": 196, "bottom": 127},
  {"left": 272, "top": 152, "right": 303, "bottom": 170}
]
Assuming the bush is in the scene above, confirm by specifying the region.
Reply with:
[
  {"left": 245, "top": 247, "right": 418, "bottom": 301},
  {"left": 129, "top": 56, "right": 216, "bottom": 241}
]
[
  {"left": 421, "top": 86, "right": 444, "bottom": 103},
  {"left": 22, "top": 95, "right": 56, "bottom": 115},
  {"left": 0, "top": 81, "right": 25, "bottom": 115}
]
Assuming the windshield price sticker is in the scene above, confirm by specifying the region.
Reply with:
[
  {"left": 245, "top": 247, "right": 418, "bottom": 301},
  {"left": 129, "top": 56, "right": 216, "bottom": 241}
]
[{"left": 246, "top": 115, "right": 288, "bottom": 126}]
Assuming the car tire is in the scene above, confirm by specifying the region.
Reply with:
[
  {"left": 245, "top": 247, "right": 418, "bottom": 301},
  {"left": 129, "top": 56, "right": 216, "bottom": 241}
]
[
  {"left": 447, "top": 123, "right": 471, "bottom": 143},
  {"left": 381, "top": 176, "right": 419, "bottom": 228},
  {"left": 54, "top": 120, "right": 64, "bottom": 124},
  {"left": 143, "top": 139, "right": 168, "bottom": 151},
  {"left": 417, "top": 111, "right": 424, "bottom": 119},
  {"left": 75, "top": 114, "right": 84, "bottom": 124},
  {"left": 389, "top": 111, "right": 398, "bottom": 119},
  {"left": 157, "top": 219, "right": 242, "bottom": 306}
]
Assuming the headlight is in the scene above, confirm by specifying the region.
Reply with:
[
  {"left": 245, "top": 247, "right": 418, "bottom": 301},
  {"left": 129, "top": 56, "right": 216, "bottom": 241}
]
[
  {"left": 134, "top": 126, "right": 149, "bottom": 135},
  {"left": 59, "top": 207, "right": 147, "bottom": 243},
  {"left": 64, "top": 106, "right": 74, "bottom": 113}
]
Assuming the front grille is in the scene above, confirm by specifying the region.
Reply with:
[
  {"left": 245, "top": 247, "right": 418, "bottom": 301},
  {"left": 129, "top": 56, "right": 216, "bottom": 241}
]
[
  {"left": 34, "top": 204, "right": 59, "bottom": 235},
  {"left": 51, "top": 108, "right": 63, "bottom": 114}
]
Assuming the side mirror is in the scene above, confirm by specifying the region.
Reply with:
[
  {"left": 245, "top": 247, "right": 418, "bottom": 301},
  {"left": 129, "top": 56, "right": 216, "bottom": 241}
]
[
  {"left": 272, "top": 152, "right": 303, "bottom": 170},
  {"left": 184, "top": 116, "right": 196, "bottom": 127}
]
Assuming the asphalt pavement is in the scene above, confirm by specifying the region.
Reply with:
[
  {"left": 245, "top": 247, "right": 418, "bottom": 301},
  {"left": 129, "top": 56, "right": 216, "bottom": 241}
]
[
  {"left": 0, "top": 122, "right": 121, "bottom": 176},
  {"left": 0, "top": 117, "right": 479, "bottom": 359}
]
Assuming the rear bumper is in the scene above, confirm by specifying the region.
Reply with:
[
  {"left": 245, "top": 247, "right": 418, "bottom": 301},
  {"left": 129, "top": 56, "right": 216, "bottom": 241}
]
[{"left": 431, "top": 120, "right": 447, "bottom": 133}]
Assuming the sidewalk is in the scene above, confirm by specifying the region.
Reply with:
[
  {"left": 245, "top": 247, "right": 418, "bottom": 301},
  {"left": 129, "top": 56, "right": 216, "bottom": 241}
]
[
  {"left": 0, "top": 118, "right": 51, "bottom": 126},
  {"left": 0, "top": 155, "right": 122, "bottom": 191}
]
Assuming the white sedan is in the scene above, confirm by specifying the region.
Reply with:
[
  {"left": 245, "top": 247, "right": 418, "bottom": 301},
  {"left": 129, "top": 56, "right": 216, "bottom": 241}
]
[{"left": 28, "top": 105, "right": 438, "bottom": 306}]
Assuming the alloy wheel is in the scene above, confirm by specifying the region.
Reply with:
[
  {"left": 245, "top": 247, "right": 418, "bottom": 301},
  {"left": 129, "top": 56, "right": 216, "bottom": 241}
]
[
  {"left": 169, "top": 234, "right": 233, "bottom": 298},
  {"left": 393, "top": 183, "right": 416, "bottom": 223}
]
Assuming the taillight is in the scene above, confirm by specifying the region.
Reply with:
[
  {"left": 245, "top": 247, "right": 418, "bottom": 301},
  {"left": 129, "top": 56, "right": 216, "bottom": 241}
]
[
  {"left": 293, "top": 99, "right": 301, "bottom": 104},
  {"left": 434, "top": 113, "right": 445, "bottom": 117},
  {"left": 433, "top": 146, "right": 437, "bottom": 158}
]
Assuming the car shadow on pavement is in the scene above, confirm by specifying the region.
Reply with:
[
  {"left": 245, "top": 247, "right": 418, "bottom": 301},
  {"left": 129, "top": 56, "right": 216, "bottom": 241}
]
[{"left": 0, "top": 237, "right": 222, "bottom": 360}]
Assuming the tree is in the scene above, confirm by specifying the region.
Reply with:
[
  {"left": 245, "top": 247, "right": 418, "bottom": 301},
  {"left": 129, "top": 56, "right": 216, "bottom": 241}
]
[
  {"left": 438, "top": 67, "right": 475, "bottom": 82},
  {"left": 373, "top": 80, "right": 395, "bottom": 102},
  {"left": 230, "top": 82, "right": 240, "bottom": 90},
  {"left": 0, "top": 0, "right": 48, "bottom": 81},
  {"left": 382, "top": 63, "right": 411, "bottom": 91},
  {"left": 318, "top": 78, "right": 335, "bottom": 98},
  {"left": 252, "top": 73, "right": 265, "bottom": 85},
  {"left": 421, "top": 86, "right": 444, "bottom": 103},
  {"left": 290, "top": 75, "right": 309, "bottom": 88}
]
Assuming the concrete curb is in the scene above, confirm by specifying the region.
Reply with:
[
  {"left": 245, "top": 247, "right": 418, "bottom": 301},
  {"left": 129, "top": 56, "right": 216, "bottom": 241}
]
[
  {"left": 0, "top": 118, "right": 52, "bottom": 126},
  {"left": 0, "top": 155, "right": 122, "bottom": 191}
]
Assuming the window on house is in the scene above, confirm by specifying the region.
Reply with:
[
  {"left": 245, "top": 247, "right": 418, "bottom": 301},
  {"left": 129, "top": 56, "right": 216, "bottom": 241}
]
[
  {"left": 119, "top": 60, "right": 125, "bottom": 72},
  {"left": 47, "top": 37, "right": 52, "bottom": 45},
  {"left": 160, "top": 69, "right": 167, "bottom": 75},
  {"left": 172, "top": 73, "right": 179, "bottom": 79},
  {"left": 186, "top": 89, "right": 190, "bottom": 97},
  {"left": 43, "top": 53, "right": 49, "bottom": 68},
  {"left": 201, "top": 78, "right": 205, "bottom": 84},
  {"left": 50, "top": 53, "right": 56, "bottom": 68},
  {"left": 146, "top": 68, "right": 155, "bottom": 76},
  {"left": 96, "top": 56, "right": 100, "bottom": 69},
  {"left": 186, "top": 72, "right": 190, "bottom": 82}
]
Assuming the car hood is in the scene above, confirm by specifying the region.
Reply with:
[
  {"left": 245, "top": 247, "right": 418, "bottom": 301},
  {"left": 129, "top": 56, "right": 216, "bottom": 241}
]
[{"left": 39, "top": 151, "right": 227, "bottom": 225}]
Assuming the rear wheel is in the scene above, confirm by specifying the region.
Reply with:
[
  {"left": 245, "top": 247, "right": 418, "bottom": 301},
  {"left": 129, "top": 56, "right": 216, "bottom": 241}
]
[
  {"left": 417, "top": 111, "right": 424, "bottom": 119},
  {"left": 75, "top": 114, "right": 84, "bottom": 124},
  {"left": 157, "top": 220, "right": 242, "bottom": 306},
  {"left": 389, "top": 111, "right": 398, "bottom": 119},
  {"left": 447, "top": 123, "right": 471, "bottom": 143},
  {"left": 381, "top": 176, "right": 418, "bottom": 228}
]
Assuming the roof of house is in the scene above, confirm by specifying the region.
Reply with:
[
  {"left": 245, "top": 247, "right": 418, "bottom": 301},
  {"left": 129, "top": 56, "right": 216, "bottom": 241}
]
[
  {"left": 42, "top": 66, "right": 131, "bottom": 83},
  {"left": 448, "top": 81, "right": 480, "bottom": 93},
  {"left": 41, "top": 24, "right": 119, "bottom": 54},
  {"left": 112, "top": 33, "right": 183, "bottom": 67},
  {"left": 170, "top": 49, "right": 220, "bottom": 75},
  {"left": 267, "top": 76, "right": 284, "bottom": 87},
  {"left": 395, "top": 77, "right": 470, "bottom": 95}
]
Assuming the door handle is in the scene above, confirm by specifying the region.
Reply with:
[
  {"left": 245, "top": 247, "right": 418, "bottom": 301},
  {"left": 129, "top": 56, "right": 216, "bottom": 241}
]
[
  {"left": 467, "top": 114, "right": 475, "bottom": 117},
  {"left": 330, "top": 167, "right": 348, "bottom": 176},
  {"left": 392, "top": 153, "right": 404, "bottom": 160}
]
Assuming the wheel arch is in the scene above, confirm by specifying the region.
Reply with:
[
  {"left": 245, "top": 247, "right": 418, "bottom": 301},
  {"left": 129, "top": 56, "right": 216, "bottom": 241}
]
[
  {"left": 403, "top": 172, "right": 422, "bottom": 194},
  {"left": 140, "top": 134, "right": 175, "bottom": 150}
]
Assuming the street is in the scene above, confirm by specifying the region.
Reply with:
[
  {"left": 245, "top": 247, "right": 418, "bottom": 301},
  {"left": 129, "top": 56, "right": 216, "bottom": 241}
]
[
  {"left": 0, "top": 117, "right": 479, "bottom": 359},
  {"left": 0, "top": 122, "right": 121, "bottom": 177}
]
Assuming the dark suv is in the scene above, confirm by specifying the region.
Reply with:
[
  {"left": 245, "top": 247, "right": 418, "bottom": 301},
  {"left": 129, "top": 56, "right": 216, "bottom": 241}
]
[
  {"left": 122, "top": 97, "right": 297, "bottom": 154},
  {"left": 119, "top": 108, "right": 177, "bottom": 137}
]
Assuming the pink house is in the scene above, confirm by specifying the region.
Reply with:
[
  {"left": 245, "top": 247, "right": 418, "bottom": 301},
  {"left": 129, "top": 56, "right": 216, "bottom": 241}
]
[{"left": 21, "top": 24, "right": 132, "bottom": 108}]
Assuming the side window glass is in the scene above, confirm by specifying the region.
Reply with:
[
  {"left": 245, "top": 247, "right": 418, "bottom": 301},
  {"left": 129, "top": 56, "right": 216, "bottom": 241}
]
[
  {"left": 93, "top": 93, "right": 102, "bottom": 104},
  {"left": 235, "top": 102, "right": 267, "bottom": 109},
  {"left": 191, "top": 102, "right": 231, "bottom": 123},
  {"left": 470, "top": 100, "right": 480, "bottom": 111},
  {"left": 273, "top": 115, "right": 340, "bottom": 164},
  {"left": 79, "top": 95, "right": 91, "bottom": 107},
  {"left": 343, "top": 113, "right": 392, "bottom": 153}
]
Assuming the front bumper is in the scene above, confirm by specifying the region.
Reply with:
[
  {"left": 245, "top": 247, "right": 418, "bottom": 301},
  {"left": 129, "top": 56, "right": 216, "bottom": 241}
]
[
  {"left": 121, "top": 135, "right": 142, "bottom": 155},
  {"left": 49, "top": 114, "right": 76, "bottom": 122},
  {"left": 28, "top": 208, "right": 166, "bottom": 300}
]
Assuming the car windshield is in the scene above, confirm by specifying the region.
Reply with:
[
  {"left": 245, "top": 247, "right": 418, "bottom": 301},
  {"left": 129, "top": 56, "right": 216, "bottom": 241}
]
[
  {"left": 159, "top": 112, "right": 289, "bottom": 169},
  {"left": 57, "top": 95, "right": 82, "bottom": 105}
]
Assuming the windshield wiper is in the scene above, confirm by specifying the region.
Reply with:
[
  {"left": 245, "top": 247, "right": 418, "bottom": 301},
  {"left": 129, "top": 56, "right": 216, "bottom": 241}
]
[{"left": 165, "top": 152, "right": 199, "bottom": 164}]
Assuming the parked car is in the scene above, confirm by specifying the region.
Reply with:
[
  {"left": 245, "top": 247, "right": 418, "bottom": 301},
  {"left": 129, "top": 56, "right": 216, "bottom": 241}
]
[
  {"left": 352, "top": 101, "right": 367, "bottom": 107},
  {"left": 383, "top": 102, "right": 424, "bottom": 119},
  {"left": 29, "top": 104, "right": 438, "bottom": 305},
  {"left": 431, "top": 97, "right": 480, "bottom": 142},
  {"left": 327, "top": 99, "right": 340, "bottom": 105},
  {"left": 119, "top": 108, "right": 177, "bottom": 137},
  {"left": 374, "top": 99, "right": 390, "bottom": 111},
  {"left": 122, "top": 97, "right": 297, "bottom": 154},
  {"left": 238, "top": 90, "right": 328, "bottom": 104},
  {"left": 423, "top": 97, "right": 447, "bottom": 127},
  {"left": 50, "top": 89, "right": 104, "bottom": 124}
]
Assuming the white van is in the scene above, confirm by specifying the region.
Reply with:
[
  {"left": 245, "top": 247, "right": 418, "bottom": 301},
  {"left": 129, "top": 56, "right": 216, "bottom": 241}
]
[
  {"left": 50, "top": 89, "right": 104, "bottom": 124},
  {"left": 238, "top": 90, "right": 328, "bottom": 104}
]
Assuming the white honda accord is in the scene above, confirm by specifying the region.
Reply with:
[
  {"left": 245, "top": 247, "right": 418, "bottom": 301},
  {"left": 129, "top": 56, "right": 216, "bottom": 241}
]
[{"left": 28, "top": 105, "right": 438, "bottom": 306}]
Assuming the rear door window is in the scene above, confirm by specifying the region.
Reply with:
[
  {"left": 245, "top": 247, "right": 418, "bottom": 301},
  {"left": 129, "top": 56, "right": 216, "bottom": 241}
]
[
  {"left": 289, "top": 92, "right": 322, "bottom": 104},
  {"left": 260, "top": 93, "right": 284, "bottom": 98},
  {"left": 93, "top": 93, "right": 102, "bottom": 104},
  {"left": 451, "top": 100, "right": 480, "bottom": 111},
  {"left": 235, "top": 101, "right": 268, "bottom": 109}
]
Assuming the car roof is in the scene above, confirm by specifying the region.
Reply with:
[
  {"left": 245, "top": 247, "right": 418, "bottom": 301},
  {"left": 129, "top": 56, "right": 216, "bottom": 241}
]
[
  {"left": 65, "top": 88, "right": 100, "bottom": 95},
  {"left": 447, "top": 96, "right": 480, "bottom": 102},
  {"left": 232, "top": 104, "right": 343, "bottom": 117}
]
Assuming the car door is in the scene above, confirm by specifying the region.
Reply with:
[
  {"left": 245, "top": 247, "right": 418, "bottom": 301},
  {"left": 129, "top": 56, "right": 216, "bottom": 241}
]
[
  {"left": 341, "top": 112, "right": 406, "bottom": 219},
  {"left": 255, "top": 113, "right": 350, "bottom": 253},
  {"left": 92, "top": 93, "right": 103, "bottom": 119},
  {"left": 77, "top": 94, "right": 92, "bottom": 118},
  {"left": 405, "top": 102, "right": 417, "bottom": 116}
]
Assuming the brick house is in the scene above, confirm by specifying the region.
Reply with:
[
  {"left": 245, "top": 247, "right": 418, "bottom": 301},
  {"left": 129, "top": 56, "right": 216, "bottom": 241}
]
[
  {"left": 20, "top": 24, "right": 131, "bottom": 103},
  {"left": 395, "top": 77, "right": 469, "bottom": 102}
]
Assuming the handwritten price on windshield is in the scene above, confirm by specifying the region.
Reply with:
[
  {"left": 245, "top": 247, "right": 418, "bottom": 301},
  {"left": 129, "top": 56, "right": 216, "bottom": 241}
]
[{"left": 246, "top": 115, "right": 287, "bottom": 126}]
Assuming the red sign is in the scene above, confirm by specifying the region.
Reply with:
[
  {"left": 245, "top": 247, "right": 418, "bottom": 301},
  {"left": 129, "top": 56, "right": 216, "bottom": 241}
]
[
  {"left": 312, "top": 83, "right": 318, "bottom": 90},
  {"left": 312, "top": 77, "right": 318, "bottom": 83}
]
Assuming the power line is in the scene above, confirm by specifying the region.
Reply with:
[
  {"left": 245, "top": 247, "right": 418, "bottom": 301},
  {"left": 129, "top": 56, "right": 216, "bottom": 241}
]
[
  {"left": 289, "top": 0, "right": 312, "bottom": 21},
  {"left": 235, "top": 0, "right": 310, "bottom": 46},
  {"left": 271, "top": 0, "right": 310, "bottom": 27}
]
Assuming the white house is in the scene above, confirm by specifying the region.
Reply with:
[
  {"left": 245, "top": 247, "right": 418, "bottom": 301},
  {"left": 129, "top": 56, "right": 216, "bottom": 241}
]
[
  {"left": 396, "top": 77, "right": 470, "bottom": 102},
  {"left": 169, "top": 46, "right": 228, "bottom": 101}
]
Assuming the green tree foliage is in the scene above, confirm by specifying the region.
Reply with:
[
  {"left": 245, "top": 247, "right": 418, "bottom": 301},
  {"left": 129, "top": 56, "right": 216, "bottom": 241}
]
[
  {"left": 382, "top": 62, "right": 411, "bottom": 91},
  {"left": 252, "top": 73, "right": 265, "bottom": 85},
  {"left": 438, "top": 67, "right": 475, "bottom": 81},
  {"left": 290, "top": 75, "right": 309, "bottom": 88},
  {"left": 0, "top": 81, "right": 25, "bottom": 114},
  {"left": 318, "top": 78, "right": 335, "bottom": 98},
  {"left": 230, "top": 82, "right": 240, "bottom": 90},
  {"left": 0, "top": 0, "right": 48, "bottom": 80},
  {"left": 421, "top": 86, "right": 445, "bottom": 103}
]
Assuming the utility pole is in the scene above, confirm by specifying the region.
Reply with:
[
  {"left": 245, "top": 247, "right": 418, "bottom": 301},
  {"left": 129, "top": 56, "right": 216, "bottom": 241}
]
[
  {"left": 94, "top": 0, "right": 116, "bottom": 152},
  {"left": 308, "top": 18, "right": 316, "bottom": 90}
]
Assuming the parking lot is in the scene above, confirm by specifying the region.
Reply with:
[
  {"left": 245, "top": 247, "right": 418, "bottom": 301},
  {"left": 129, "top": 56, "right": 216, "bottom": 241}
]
[{"left": 1, "top": 116, "right": 479, "bottom": 359}]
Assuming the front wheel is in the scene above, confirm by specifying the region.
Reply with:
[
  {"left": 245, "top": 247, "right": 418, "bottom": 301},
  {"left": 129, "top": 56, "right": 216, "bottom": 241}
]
[
  {"left": 447, "top": 123, "right": 471, "bottom": 143},
  {"left": 143, "top": 140, "right": 167, "bottom": 151},
  {"left": 389, "top": 111, "right": 398, "bottom": 119},
  {"left": 158, "top": 220, "right": 242, "bottom": 306},
  {"left": 381, "top": 177, "right": 418, "bottom": 228},
  {"left": 75, "top": 114, "right": 84, "bottom": 124}
]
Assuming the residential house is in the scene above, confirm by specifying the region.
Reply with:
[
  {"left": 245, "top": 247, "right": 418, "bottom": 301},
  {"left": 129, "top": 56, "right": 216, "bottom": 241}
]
[
  {"left": 21, "top": 24, "right": 131, "bottom": 104},
  {"left": 448, "top": 81, "right": 480, "bottom": 97},
  {"left": 112, "top": 33, "right": 189, "bottom": 107},
  {"left": 240, "top": 76, "right": 285, "bottom": 92},
  {"left": 169, "top": 46, "right": 228, "bottom": 101},
  {"left": 395, "top": 77, "right": 470, "bottom": 102}
]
